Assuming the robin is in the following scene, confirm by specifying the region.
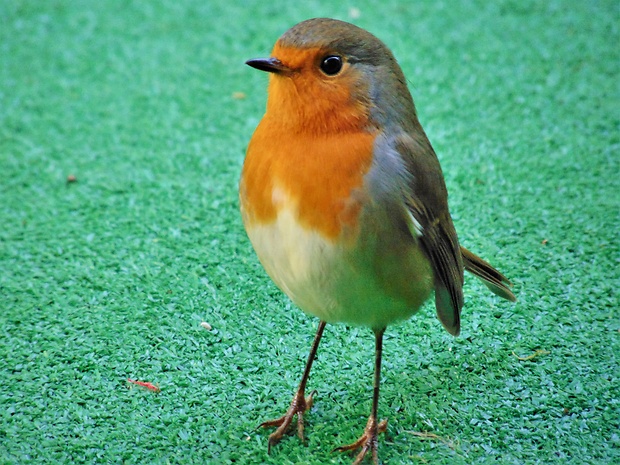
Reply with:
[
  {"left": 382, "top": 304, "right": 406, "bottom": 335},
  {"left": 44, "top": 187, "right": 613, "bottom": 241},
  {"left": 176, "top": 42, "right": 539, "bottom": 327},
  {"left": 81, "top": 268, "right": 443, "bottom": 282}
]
[{"left": 240, "top": 18, "right": 516, "bottom": 464}]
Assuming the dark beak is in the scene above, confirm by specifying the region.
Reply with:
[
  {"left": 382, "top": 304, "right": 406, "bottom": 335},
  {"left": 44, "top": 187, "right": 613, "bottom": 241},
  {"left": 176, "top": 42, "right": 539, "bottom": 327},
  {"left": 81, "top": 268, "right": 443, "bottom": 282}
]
[{"left": 245, "top": 57, "right": 289, "bottom": 74}]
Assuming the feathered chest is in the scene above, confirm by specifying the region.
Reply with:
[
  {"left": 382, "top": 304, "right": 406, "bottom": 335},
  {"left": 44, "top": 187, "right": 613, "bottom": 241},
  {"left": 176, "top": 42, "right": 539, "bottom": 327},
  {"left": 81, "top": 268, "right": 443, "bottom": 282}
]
[{"left": 240, "top": 121, "right": 376, "bottom": 241}]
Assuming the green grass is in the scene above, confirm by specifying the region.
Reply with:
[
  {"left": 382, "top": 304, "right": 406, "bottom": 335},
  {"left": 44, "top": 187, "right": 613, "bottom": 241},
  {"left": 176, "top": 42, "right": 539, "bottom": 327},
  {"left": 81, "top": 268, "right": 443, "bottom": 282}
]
[{"left": 1, "top": 0, "right": 618, "bottom": 464}]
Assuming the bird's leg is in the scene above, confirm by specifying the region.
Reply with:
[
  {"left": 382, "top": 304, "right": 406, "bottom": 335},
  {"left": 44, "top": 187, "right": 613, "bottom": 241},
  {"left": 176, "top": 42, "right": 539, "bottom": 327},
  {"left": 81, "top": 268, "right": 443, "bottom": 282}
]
[
  {"left": 259, "top": 320, "right": 326, "bottom": 453},
  {"left": 334, "top": 327, "right": 388, "bottom": 465}
]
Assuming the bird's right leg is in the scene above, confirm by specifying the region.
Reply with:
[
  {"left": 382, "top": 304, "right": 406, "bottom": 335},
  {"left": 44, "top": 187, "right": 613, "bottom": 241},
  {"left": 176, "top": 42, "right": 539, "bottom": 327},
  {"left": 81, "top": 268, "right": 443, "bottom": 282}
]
[
  {"left": 334, "top": 327, "right": 388, "bottom": 465},
  {"left": 259, "top": 320, "right": 326, "bottom": 452}
]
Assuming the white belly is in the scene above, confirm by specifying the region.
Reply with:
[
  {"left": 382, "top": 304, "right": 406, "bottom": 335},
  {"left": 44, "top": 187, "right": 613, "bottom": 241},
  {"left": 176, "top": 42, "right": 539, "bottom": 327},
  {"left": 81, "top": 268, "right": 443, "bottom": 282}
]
[{"left": 244, "top": 205, "right": 434, "bottom": 329}]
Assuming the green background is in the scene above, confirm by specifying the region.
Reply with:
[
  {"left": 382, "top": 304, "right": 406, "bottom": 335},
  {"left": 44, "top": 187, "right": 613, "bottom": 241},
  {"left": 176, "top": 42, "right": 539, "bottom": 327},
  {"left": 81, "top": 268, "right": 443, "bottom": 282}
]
[{"left": 1, "top": 1, "right": 618, "bottom": 464}]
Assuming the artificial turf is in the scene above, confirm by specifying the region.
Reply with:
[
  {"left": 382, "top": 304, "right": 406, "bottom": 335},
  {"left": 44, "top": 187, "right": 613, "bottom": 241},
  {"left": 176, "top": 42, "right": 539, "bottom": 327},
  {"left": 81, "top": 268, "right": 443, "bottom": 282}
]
[{"left": 1, "top": 1, "right": 618, "bottom": 464}]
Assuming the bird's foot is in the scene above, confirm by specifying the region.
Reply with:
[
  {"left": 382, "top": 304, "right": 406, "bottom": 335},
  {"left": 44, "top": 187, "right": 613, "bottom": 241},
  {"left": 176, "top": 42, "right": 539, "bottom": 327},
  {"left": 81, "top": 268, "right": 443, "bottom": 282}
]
[
  {"left": 334, "top": 416, "right": 388, "bottom": 465},
  {"left": 259, "top": 389, "right": 316, "bottom": 453}
]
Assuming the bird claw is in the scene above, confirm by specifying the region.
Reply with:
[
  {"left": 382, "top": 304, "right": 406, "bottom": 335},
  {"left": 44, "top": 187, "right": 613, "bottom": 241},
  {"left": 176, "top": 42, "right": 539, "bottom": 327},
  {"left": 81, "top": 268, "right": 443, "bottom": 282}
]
[
  {"left": 259, "top": 389, "right": 317, "bottom": 453},
  {"left": 334, "top": 417, "right": 387, "bottom": 465}
]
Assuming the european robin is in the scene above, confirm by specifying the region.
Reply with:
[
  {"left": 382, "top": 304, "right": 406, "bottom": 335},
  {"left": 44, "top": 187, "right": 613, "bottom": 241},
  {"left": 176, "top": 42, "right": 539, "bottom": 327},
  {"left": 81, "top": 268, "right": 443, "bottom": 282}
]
[{"left": 240, "top": 18, "right": 516, "bottom": 464}]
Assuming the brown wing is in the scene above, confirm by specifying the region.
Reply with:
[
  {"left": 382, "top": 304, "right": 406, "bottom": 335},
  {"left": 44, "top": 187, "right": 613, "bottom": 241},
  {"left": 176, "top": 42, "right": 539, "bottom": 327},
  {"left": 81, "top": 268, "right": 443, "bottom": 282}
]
[{"left": 394, "top": 131, "right": 465, "bottom": 336}]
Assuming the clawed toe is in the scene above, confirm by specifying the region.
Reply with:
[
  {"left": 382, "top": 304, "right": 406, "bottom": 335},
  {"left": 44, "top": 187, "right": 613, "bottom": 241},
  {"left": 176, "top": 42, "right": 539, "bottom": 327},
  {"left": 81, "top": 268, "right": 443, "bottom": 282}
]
[
  {"left": 334, "top": 417, "right": 387, "bottom": 465},
  {"left": 259, "top": 390, "right": 316, "bottom": 452}
]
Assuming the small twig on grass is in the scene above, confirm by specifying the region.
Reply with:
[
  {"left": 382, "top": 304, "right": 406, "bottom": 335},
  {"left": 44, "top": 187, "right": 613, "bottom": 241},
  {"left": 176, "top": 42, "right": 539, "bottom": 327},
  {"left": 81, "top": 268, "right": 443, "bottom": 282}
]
[
  {"left": 406, "top": 431, "right": 458, "bottom": 451},
  {"left": 127, "top": 378, "right": 161, "bottom": 393},
  {"left": 512, "top": 349, "right": 550, "bottom": 361}
]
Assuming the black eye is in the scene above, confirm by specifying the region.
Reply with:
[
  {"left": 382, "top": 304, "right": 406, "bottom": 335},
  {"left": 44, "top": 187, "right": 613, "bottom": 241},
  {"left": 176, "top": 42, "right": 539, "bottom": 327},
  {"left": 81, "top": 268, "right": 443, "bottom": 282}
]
[{"left": 320, "top": 55, "right": 343, "bottom": 75}]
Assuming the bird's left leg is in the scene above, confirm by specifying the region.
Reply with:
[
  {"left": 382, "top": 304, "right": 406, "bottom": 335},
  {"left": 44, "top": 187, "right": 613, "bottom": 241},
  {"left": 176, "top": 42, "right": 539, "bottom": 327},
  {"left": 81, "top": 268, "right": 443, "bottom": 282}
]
[
  {"left": 334, "top": 327, "right": 388, "bottom": 465},
  {"left": 260, "top": 320, "right": 326, "bottom": 452}
]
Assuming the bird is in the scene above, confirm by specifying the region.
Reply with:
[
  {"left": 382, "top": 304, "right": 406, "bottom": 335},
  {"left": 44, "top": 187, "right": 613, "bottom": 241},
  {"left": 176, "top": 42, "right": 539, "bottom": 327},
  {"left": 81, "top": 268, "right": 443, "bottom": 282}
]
[{"left": 240, "top": 17, "right": 516, "bottom": 464}]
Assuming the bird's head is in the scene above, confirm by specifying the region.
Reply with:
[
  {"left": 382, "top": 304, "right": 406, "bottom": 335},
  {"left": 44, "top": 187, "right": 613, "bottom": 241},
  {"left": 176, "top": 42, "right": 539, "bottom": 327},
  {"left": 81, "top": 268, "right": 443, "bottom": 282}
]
[{"left": 246, "top": 18, "right": 417, "bottom": 134}]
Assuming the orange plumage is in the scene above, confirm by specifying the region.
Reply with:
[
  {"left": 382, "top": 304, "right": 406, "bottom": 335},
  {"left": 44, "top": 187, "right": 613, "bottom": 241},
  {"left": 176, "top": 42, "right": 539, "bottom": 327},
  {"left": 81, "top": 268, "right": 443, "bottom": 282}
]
[{"left": 241, "top": 44, "right": 377, "bottom": 240}]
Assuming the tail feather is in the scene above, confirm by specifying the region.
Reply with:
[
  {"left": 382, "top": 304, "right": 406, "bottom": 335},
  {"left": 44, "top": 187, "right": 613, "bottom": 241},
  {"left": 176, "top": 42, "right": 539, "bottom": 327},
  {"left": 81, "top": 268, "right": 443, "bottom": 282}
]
[{"left": 461, "top": 246, "right": 516, "bottom": 302}]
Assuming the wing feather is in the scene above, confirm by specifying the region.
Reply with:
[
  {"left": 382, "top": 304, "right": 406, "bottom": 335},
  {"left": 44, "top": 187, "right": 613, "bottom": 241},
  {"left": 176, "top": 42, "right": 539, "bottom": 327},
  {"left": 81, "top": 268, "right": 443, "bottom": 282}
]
[{"left": 394, "top": 132, "right": 464, "bottom": 336}]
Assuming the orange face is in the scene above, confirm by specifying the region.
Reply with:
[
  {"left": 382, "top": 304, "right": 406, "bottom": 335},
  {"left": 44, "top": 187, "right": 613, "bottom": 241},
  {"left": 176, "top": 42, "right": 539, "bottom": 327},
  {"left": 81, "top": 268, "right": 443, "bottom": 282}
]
[{"left": 264, "top": 43, "right": 372, "bottom": 134}]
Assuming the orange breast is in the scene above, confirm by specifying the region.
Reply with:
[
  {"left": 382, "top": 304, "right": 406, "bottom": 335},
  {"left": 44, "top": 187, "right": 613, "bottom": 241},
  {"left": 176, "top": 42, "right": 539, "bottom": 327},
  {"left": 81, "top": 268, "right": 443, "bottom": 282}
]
[{"left": 241, "top": 121, "right": 376, "bottom": 240}]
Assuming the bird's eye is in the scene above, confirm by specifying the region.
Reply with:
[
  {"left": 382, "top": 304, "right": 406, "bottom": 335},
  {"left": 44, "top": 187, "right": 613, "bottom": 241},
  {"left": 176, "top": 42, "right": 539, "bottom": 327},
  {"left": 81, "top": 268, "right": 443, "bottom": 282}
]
[{"left": 320, "top": 55, "right": 343, "bottom": 75}]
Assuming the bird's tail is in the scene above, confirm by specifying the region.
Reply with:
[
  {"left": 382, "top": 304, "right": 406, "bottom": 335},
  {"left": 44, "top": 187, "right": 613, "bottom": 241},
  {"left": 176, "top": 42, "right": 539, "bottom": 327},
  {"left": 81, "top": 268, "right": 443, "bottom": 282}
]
[{"left": 461, "top": 246, "right": 516, "bottom": 302}]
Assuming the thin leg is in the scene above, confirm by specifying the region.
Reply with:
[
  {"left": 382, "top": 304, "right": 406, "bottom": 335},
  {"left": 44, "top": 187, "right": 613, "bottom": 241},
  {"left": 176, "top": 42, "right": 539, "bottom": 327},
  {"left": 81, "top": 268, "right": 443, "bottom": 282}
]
[
  {"left": 260, "top": 320, "right": 327, "bottom": 453},
  {"left": 334, "top": 327, "right": 388, "bottom": 465}
]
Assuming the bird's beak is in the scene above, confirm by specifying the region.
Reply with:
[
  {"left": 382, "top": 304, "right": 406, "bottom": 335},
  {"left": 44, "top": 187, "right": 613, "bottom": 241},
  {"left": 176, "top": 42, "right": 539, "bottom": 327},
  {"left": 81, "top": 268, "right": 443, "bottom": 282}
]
[{"left": 246, "top": 57, "right": 290, "bottom": 74}]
